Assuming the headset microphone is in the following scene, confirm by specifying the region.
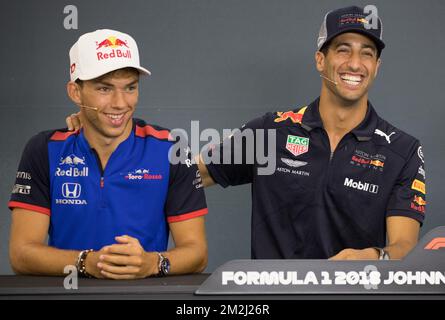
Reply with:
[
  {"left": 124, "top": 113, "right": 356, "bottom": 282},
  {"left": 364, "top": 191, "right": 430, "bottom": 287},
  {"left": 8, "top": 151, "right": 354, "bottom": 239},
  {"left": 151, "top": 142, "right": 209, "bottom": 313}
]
[
  {"left": 78, "top": 104, "right": 98, "bottom": 111},
  {"left": 319, "top": 74, "right": 338, "bottom": 86}
]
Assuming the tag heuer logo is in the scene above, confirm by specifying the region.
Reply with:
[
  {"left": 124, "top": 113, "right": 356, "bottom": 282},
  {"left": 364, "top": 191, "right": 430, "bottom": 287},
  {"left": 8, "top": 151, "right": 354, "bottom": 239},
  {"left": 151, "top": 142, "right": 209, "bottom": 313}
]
[{"left": 286, "top": 135, "right": 309, "bottom": 157}]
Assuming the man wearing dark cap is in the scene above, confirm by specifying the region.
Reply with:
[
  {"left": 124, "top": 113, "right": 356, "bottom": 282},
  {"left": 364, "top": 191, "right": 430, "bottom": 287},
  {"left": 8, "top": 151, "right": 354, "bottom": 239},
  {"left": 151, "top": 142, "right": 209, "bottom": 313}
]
[
  {"left": 67, "top": 7, "right": 426, "bottom": 261},
  {"left": 197, "top": 5, "right": 425, "bottom": 261}
]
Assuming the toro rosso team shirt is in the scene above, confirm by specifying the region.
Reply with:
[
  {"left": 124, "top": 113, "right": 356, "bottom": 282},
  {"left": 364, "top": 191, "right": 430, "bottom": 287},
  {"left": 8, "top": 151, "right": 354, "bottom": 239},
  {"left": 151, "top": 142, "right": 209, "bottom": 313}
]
[
  {"left": 205, "top": 97, "right": 426, "bottom": 259},
  {"left": 9, "top": 119, "right": 208, "bottom": 252}
]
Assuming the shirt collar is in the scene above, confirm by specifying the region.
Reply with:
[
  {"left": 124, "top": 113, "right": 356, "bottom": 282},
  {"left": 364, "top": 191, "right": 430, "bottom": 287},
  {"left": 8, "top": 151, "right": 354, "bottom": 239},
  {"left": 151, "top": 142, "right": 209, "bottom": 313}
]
[
  {"left": 301, "top": 97, "right": 379, "bottom": 141},
  {"left": 78, "top": 120, "right": 137, "bottom": 153}
]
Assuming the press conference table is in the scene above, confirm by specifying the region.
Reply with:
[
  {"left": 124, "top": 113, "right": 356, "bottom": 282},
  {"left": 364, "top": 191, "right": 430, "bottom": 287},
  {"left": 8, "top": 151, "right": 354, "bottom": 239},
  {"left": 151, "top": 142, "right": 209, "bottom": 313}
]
[
  {"left": 0, "top": 274, "right": 210, "bottom": 300},
  {"left": 0, "top": 275, "right": 444, "bottom": 300},
  {"left": 3, "top": 228, "right": 445, "bottom": 300}
]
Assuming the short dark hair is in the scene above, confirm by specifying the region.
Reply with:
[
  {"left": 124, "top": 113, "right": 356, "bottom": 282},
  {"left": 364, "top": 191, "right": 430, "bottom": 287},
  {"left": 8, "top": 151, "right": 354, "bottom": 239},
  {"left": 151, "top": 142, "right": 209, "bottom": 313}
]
[
  {"left": 319, "top": 38, "right": 381, "bottom": 59},
  {"left": 319, "top": 40, "right": 332, "bottom": 57},
  {"left": 74, "top": 67, "right": 139, "bottom": 86}
]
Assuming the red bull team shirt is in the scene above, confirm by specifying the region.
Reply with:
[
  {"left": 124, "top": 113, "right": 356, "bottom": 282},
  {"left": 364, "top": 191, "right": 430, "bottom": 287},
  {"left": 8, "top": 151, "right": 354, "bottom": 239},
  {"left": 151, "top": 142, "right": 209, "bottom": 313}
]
[
  {"left": 205, "top": 97, "right": 426, "bottom": 259},
  {"left": 9, "top": 119, "right": 208, "bottom": 252}
]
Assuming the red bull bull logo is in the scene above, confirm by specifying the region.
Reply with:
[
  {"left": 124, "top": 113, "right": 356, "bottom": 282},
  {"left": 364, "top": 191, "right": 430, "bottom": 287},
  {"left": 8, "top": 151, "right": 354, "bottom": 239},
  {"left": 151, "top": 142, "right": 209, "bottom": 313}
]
[
  {"left": 59, "top": 155, "right": 86, "bottom": 166},
  {"left": 96, "top": 36, "right": 132, "bottom": 61},
  {"left": 370, "top": 159, "right": 384, "bottom": 168},
  {"left": 357, "top": 18, "right": 369, "bottom": 24},
  {"left": 96, "top": 36, "right": 129, "bottom": 50},
  {"left": 411, "top": 195, "right": 426, "bottom": 214},
  {"left": 340, "top": 15, "right": 369, "bottom": 26},
  {"left": 274, "top": 106, "right": 307, "bottom": 124},
  {"left": 413, "top": 195, "right": 427, "bottom": 206},
  {"left": 57, "top": 154, "right": 88, "bottom": 177}
]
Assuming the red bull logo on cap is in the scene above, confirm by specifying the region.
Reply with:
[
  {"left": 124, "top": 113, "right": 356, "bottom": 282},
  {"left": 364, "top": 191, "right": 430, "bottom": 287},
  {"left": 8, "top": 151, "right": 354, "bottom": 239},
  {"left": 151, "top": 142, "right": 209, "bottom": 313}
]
[
  {"left": 339, "top": 14, "right": 369, "bottom": 26},
  {"left": 96, "top": 36, "right": 129, "bottom": 49},
  {"left": 96, "top": 36, "right": 132, "bottom": 61}
]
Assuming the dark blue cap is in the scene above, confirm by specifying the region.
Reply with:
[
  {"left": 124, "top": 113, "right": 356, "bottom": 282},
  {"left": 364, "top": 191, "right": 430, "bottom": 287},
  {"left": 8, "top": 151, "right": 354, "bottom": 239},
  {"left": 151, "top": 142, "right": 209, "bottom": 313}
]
[{"left": 317, "top": 6, "right": 385, "bottom": 55}]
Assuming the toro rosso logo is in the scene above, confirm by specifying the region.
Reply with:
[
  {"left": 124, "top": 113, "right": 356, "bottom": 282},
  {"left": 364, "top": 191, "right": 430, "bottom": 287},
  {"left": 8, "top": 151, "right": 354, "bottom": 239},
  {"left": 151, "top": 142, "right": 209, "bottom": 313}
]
[
  {"left": 124, "top": 168, "right": 163, "bottom": 181},
  {"left": 96, "top": 36, "right": 131, "bottom": 61}
]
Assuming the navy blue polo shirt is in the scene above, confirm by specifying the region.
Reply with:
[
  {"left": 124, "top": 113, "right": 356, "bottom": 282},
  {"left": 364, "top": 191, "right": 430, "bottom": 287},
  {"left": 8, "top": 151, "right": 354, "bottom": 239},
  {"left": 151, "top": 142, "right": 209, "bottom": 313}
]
[
  {"left": 9, "top": 119, "right": 208, "bottom": 252},
  {"left": 205, "top": 98, "right": 426, "bottom": 259}
]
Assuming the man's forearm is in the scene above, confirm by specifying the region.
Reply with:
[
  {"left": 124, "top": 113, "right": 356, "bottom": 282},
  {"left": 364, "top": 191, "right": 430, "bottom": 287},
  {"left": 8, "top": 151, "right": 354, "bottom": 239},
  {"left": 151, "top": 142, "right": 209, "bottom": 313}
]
[
  {"left": 384, "top": 240, "right": 417, "bottom": 260},
  {"left": 162, "top": 243, "right": 208, "bottom": 275},
  {"left": 10, "top": 243, "right": 79, "bottom": 276}
]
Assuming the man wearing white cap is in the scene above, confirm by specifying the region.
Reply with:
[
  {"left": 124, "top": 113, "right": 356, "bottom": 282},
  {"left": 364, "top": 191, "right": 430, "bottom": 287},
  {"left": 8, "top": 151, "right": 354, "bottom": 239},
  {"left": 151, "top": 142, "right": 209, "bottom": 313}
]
[{"left": 8, "top": 29, "right": 208, "bottom": 279}]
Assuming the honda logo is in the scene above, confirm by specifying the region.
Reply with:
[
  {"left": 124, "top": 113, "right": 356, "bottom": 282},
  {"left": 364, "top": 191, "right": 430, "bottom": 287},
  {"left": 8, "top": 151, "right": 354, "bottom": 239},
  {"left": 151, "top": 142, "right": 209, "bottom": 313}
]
[{"left": 62, "top": 183, "right": 81, "bottom": 199}]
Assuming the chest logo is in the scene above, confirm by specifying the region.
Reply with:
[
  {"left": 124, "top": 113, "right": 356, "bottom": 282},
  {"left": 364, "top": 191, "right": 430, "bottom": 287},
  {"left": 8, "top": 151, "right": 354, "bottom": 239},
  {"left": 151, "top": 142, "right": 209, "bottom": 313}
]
[
  {"left": 124, "top": 168, "right": 163, "bottom": 181},
  {"left": 62, "top": 183, "right": 81, "bottom": 198},
  {"left": 59, "top": 154, "right": 86, "bottom": 166},
  {"left": 344, "top": 178, "right": 379, "bottom": 194},
  {"left": 350, "top": 150, "right": 386, "bottom": 172},
  {"left": 285, "top": 135, "right": 309, "bottom": 157},
  {"left": 56, "top": 154, "right": 89, "bottom": 177},
  {"left": 281, "top": 158, "right": 308, "bottom": 168},
  {"left": 56, "top": 182, "right": 87, "bottom": 205}
]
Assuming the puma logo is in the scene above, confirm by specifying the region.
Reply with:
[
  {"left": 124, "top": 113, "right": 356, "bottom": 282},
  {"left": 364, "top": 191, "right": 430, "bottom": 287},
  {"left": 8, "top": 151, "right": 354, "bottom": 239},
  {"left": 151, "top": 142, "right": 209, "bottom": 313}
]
[{"left": 374, "top": 129, "right": 395, "bottom": 144}]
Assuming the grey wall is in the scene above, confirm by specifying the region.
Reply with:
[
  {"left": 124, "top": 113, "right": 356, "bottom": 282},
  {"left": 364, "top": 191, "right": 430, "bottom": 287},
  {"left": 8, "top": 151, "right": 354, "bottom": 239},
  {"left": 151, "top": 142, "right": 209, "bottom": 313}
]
[{"left": 1, "top": 0, "right": 444, "bottom": 274}]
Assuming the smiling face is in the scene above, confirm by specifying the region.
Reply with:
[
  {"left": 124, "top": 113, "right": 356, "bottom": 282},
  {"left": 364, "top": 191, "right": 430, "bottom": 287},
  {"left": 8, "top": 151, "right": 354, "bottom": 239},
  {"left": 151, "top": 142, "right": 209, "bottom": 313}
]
[
  {"left": 316, "top": 32, "right": 381, "bottom": 105},
  {"left": 68, "top": 68, "right": 139, "bottom": 142}
]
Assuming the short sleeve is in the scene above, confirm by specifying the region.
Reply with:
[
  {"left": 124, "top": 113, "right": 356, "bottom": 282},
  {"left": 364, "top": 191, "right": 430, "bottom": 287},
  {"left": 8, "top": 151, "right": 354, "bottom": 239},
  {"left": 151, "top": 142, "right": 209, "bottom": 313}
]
[
  {"left": 8, "top": 133, "right": 51, "bottom": 215},
  {"left": 203, "top": 114, "right": 266, "bottom": 187},
  {"left": 164, "top": 145, "right": 208, "bottom": 223},
  {"left": 386, "top": 142, "right": 426, "bottom": 225}
]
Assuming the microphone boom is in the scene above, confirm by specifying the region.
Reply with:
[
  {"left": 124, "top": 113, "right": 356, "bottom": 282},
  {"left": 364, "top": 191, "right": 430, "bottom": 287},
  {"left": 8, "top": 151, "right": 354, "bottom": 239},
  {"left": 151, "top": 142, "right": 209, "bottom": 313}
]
[
  {"left": 79, "top": 104, "right": 98, "bottom": 111},
  {"left": 320, "top": 74, "right": 338, "bottom": 86}
]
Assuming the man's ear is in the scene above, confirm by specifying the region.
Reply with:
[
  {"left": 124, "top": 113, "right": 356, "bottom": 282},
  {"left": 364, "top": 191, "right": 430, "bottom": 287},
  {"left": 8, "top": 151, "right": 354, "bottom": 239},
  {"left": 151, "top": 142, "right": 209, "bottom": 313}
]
[
  {"left": 66, "top": 81, "right": 82, "bottom": 105},
  {"left": 315, "top": 51, "right": 325, "bottom": 73}
]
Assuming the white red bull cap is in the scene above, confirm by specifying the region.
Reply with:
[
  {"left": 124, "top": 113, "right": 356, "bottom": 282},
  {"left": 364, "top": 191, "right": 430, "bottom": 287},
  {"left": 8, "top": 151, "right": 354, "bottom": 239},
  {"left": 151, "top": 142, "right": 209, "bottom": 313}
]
[{"left": 69, "top": 29, "right": 151, "bottom": 81}]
